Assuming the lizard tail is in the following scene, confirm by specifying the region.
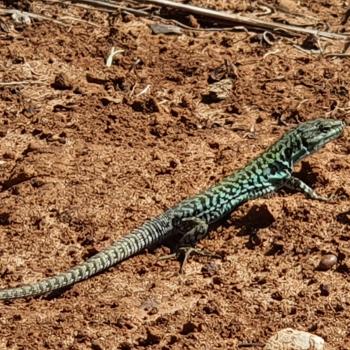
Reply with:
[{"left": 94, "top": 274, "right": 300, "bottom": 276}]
[{"left": 0, "top": 214, "right": 172, "bottom": 300}]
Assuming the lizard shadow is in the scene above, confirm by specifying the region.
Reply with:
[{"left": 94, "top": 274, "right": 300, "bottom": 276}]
[
  {"left": 292, "top": 161, "right": 319, "bottom": 188},
  {"left": 336, "top": 210, "right": 350, "bottom": 226},
  {"left": 161, "top": 203, "right": 276, "bottom": 257},
  {"left": 230, "top": 204, "right": 276, "bottom": 250},
  {"left": 44, "top": 287, "right": 72, "bottom": 300}
]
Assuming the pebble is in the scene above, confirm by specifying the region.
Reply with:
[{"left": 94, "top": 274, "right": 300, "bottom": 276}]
[
  {"left": 264, "top": 328, "right": 325, "bottom": 350},
  {"left": 318, "top": 254, "right": 337, "bottom": 271}
]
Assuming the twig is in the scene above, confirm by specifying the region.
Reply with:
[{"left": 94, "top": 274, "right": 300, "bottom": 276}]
[
  {"left": 293, "top": 45, "right": 321, "bottom": 55},
  {"left": 133, "top": 0, "right": 350, "bottom": 40},
  {"left": 258, "top": 0, "right": 320, "bottom": 25},
  {"left": 0, "top": 80, "right": 47, "bottom": 86},
  {"left": 323, "top": 53, "right": 350, "bottom": 58},
  {"left": 237, "top": 341, "right": 264, "bottom": 348},
  {"left": 60, "top": 15, "right": 100, "bottom": 26},
  {"left": 255, "top": 5, "right": 273, "bottom": 17},
  {"left": 67, "top": 0, "right": 151, "bottom": 16},
  {"left": 263, "top": 49, "right": 280, "bottom": 59},
  {"left": 66, "top": 0, "right": 253, "bottom": 35},
  {"left": 106, "top": 47, "right": 125, "bottom": 67},
  {"left": 136, "top": 84, "right": 151, "bottom": 97}
]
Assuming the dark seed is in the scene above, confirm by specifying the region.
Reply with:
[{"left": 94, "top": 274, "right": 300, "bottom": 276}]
[{"left": 318, "top": 254, "right": 337, "bottom": 271}]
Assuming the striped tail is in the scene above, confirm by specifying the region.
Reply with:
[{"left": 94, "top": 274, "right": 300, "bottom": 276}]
[{"left": 0, "top": 214, "right": 172, "bottom": 300}]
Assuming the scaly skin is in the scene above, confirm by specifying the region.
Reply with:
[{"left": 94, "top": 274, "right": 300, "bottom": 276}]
[{"left": 0, "top": 118, "right": 345, "bottom": 300}]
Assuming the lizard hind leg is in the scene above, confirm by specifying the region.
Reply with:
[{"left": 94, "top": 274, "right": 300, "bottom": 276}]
[
  {"left": 178, "top": 216, "right": 209, "bottom": 245},
  {"left": 160, "top": 216, "right": 219, "bottom": 273},
  {"left": 175, "top": 246, "right": 219, "bottom": 273}
]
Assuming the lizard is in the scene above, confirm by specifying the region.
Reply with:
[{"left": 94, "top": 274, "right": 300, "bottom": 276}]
[{"left": 0, "top": 118, "right": 345, "bottom": 300}]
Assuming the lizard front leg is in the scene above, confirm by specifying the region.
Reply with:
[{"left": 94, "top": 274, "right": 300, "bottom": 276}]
[
  {"left": 283, "top": 176, "right": 333, "bottom": 201},
  {"left": 160, "top": 216, "right": 217, "bottom": 273}
]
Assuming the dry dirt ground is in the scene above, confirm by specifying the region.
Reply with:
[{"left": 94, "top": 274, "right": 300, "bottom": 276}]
[{"left": 0, "top": 1, "right": 350, "bottom": 349}]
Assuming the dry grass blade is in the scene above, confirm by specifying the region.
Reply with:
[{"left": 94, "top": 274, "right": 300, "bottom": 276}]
[{"left": 133, "top": 0, "right": 350, "bottom": 41}]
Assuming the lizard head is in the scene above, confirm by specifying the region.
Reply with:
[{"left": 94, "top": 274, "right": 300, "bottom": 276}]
[{"left": 295, "top": 118, "right": 345, "bottom": 156}]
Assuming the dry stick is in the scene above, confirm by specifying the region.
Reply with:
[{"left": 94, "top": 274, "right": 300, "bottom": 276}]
[
  {"left": 257, "top": 0, "right": 320, "bottom": 24},
  {"left": 60, "top": 15, "right": 101, "bottom": 26},
  {"left": 67, "top": 0, "right": 250, "bottom": 33},
  {"left": 0, "top": 80, "right": 47, "bottom": 86},
  {"left": 68, "top": 0, "right": 151, "bottom": 16},
  {"left": 133, "top": 0, "right": 350, "bottom": 40},
  {"left": 324, "top": 53, "right": 350, "bottom": 58}
]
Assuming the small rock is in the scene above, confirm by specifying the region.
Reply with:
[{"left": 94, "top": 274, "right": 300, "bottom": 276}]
[
  {"left": 320, "top": 283, "right": 330, "bottom": 297},
  {"left": 3, "top": 151, "right": 16, "bottom": 160},
  {"left": 149, "top": 23, "right": 182, "bottom": 35},
  {"left": 11, "top": 10, "right": 31, "bottom": 25},
  {"left": 51, "top": 72, "right": 73, "bottom": 90},
  {"left": 318, "top": 254, "right": 337, "bottom": 271},
  {"left": 201, "top": 261, "right": 220, "bottom": 277},
  {"left": 201, "top": 78, "right": 234, "bottom": 103},
  {"left": 264, "top": 328, "right": 325, "bottom": 350},
  {"left": 180, "top": 321, "right": 197, "bottom": 335}
]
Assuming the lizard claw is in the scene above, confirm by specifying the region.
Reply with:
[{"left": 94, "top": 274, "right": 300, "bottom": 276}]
[{"left": 159, "top": 247, "right": 220, "bottom": 273}]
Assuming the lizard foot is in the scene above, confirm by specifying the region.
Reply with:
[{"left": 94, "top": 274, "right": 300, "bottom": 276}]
[{"left": 159, "top": 247, "right": 220, "bottom": 273}]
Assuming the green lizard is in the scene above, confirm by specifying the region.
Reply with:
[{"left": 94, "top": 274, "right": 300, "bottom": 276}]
[{"left": 0, "top": 118, "right": 345, "bottom": 300}]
